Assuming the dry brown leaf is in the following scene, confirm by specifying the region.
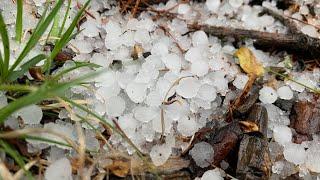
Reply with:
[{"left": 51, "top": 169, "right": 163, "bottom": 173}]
[
  {"left": 239, "top": 121, "right": 259, "bottom": 133},
  {"left": 235, "top": 47, "right": 265, "bottom": 77}
]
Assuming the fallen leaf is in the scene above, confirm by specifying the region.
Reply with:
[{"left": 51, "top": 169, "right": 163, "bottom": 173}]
[
  {"left": 235, "top": 47, "right": 265, "bottom": 77},
  {"left": 239, "top": 121, "right": 259, "bottom": 133}
]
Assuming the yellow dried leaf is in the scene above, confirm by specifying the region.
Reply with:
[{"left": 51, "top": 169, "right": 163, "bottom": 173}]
[{"left": 235, "top": 47, "right": 265, "bottom": 77}]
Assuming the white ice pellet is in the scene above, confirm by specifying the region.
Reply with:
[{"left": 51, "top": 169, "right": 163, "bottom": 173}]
[
  {"left": 81, "top": 19, "right": 99, "bottom": 37},
  {"left": 33, "top": 0, "right": 46, "bottom": 6},
  {"left": 150, "top": 143, "right": 172, "bottom": 166},
  {"left": 201, "top": 169, "right": 224, "bottom": 180},
  {"left": 151, "top": 42, "right": 168, "bottom": 56},
  {"left": 95, "top": 71, "right": 116, "bottom": 87},
  {"left": 177, "top": 4, "right": 191, "bottom": 15},
  {"left": 0, "top": 92, "right": 8, "bottom": 109},
  {"left": 205, "top": 0, "right": 221, "bottom": 13},
  {"left": 125, "top": 82, "right": 147, "bottom": 103},
  {"left": 228, "top": 0, "right": 243, "bottom": 8},
  {"left": 192, "top": 31, "right": 209, "bottom": 47},
  {"left": 145, "top": 90, "right": 162, "bottom": 107},
  {"left": 306, "top": 142, "right": 320, "bottom": 173},
  {"left": 299, "top": 6, "right": 309, "bottom": 15},
  {"left": 16, "top": 104, "right": 43, "bottom": 124},
  {"left": 134, "top": 29, "right": 150, "bottom": 44},
  {"left": 105, "top": 20, "right": 122, "bottom": 37},
  {"left": 210, "top": 71, "right": 229, "bottom": 95},
  {"left": 96, "top": 84, "right": 120, "bottom": 100},
  {"left": 301, "top": 25, "right": 318, "bottom": 38},
  {"left": 272, "top": 161, "right": 284, "bottom": 174},
  {"left": 177, "top": 115, "right": 198, "bottom": 136},
  {"left": 152, "top": 112, "right": 173, "bottom": 133},
  {"left": 44, "top": 158, "right": 72, "bottom": 180},
  {"left": 283, "top": 143, "right": 306, "bottom": 165},
  {"left": 277, "top": 86, "right": 293, "bottom": 100},
  {"left": 137, "top": 18, "right": 155, "bottom": 32},
  {"left": 273, "top": 125, "right": 292, "bottom": 146},
  {"left": 189, "top": 142, "right": 214, "bottom": 168},
  {"left": 118, "top": 114, "right": 139, "bottom": 133},
  {"left": 134, "top": 106, "right": 158, "bottom": 123},
  {"left": 259, "top": 86, "right": 278, "bottom": 104},
  {"left": 72, "top": 40, "right": 93, "bottom": 54},
  {"left": 197, "top": 84, "right": 217, "bottom": 102},
  {"left": 191, "top": 60, "right": 209, "bottom": 77},
  {"left": 161, "top": 53, "right": 181, "bottom": 73},
  {"left": 233, "top": 74, "right": 249, "bottom": 89},
  {"left": 105, "top": 96, "right": 125, "bottom": 117},
  {"left": 185, "top": 47, "right": 203, "bottom": 63},
  {"left": 176, "top": 77, "right": 201, "bottom": 98},
  {"left": 91, "top": 53, "right": 111, "bottom": 68}
]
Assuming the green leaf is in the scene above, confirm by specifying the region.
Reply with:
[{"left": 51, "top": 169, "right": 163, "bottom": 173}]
[
  {"left": 8, "top": 54, "right": 46, "bottom": 82},
  {"left": 45, "top": 0, "right": 91, "bottom": 74},
  {"left": 0, "top": 12, "right": 10, "bottom": 78},
  {"left": 8, "top": 0, "right": 64, "bottom": 75},
  {"left": 16, "top": 0, "right": 23, "bottom": 43},
  {"left": 0, "top": 140, "right": 33, "bottom": 179}
]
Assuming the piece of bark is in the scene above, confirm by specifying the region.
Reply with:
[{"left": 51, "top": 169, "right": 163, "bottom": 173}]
[
  {"left": 188, "top": 24, "right": 320, "bottom": 59},
  {"left": 235, "top": 87, "right": 260, "bottom": 114},
  {"left": 290, "top": 101, "right": 320, "bottom": 135},
  {"left": 236, "top": 135, "right": 271, "bottom": 180},
  {"left": 208, "top": 122, "right": 242, "bottom": 165},
  {"left": 246, "top": 104, "right": 268, "bottom": 137},
  {"left": 293, "top": 133, "right": 311, "bottom": 144},
  {"left": 261, "top": 7, "right": 299, "bottom": 34}
]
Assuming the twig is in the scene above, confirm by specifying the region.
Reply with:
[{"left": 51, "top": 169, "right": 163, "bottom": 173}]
[{"left": 189, "top": 24, "right": 320, "bottom": 59}]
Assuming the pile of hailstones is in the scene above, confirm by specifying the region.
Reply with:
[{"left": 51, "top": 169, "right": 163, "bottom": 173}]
[{"left": 1, "top": 0, "right": 320, "bottom": 179}]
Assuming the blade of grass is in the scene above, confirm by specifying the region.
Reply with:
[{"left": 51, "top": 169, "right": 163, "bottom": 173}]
[
  {"left": 0, "top": 12, "right": 10, "bottom": 78},
  {"left": 266, "top": 68, "right": 320, "bottom": 94},
  {"left": 46, "top": 11, "right": 60, "bottom": 44},
  {"left": 8, "top": 0, "right": 64, "bottom": 75},
  {"left": 16, "top": 0, "right": 23, "bottom": 43},
  {"left": 62, "top": 97, "right": 145, "bottom": 157},
  {"left": 24, "top": 135, "right": 72, "bottom": 149},
  {"left": 0, "top": 140, "right": 33, "bottom": 179},
  {"left": 0, "top": 70, "right": 101, "bottom": 122},
  {"left": 13, "top": 159, "right": 38, "bottom": 180},
  {"left": 52, "top": 61, "right": 100, "bottom": 81},
  {"left": 0, "top": 84, "right": 37, "bottom": 92},
  {"left": 58, "top": 0, "right": 72, "bottom": 38},
  {"left": 8, "top": 54, "right": 47, "bottom": 82},
  {"left": 45, "top": 0, "right": 91, "bottom": 75},
  {"left": 0, "top": 50, "right": 4, "bottom": 80}
]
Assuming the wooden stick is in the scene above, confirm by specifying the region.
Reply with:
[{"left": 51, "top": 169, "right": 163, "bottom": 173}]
[{"left": 188, "top": 24, "right": 320, "bottom": 59}]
